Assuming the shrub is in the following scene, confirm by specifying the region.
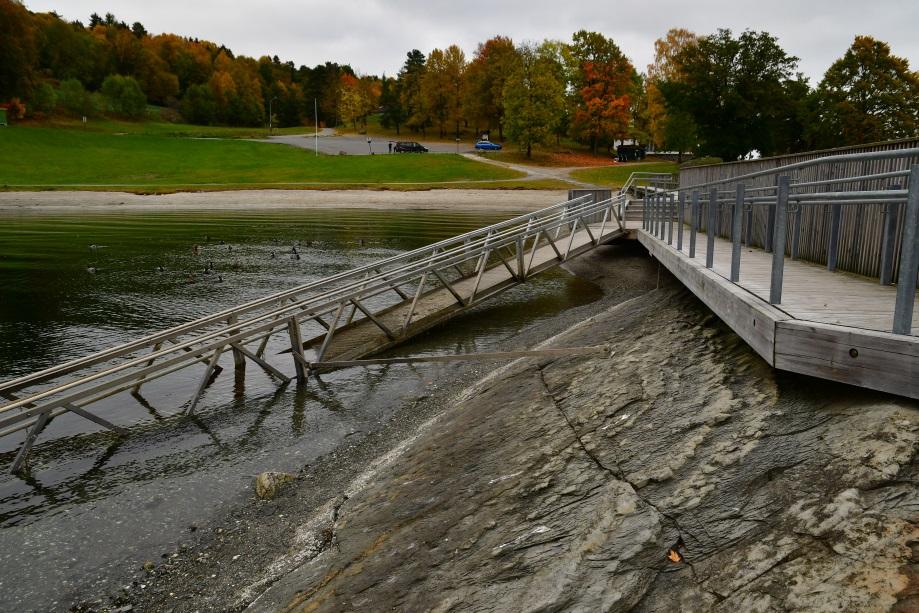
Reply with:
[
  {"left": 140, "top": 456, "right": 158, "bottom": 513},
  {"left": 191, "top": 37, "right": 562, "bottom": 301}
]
[
  {"left": 57, "top": 79, "right": 95, "bottom": 117},
  {"left": 30, "top": 82, "right": 57, "bottom": 116},
  {"left": 100, "top": 74, "right": 146, "bottom": 119}
]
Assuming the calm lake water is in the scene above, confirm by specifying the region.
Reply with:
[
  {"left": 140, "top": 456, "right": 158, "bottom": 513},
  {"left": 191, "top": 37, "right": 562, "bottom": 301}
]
[{"left": 0, "top": 207, "right": 602, "bottom": 610}]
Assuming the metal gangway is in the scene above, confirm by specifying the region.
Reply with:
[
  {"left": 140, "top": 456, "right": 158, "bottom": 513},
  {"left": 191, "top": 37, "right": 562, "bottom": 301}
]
[{"left": 0, "top": 192, "right": 628, "bottom": 473}]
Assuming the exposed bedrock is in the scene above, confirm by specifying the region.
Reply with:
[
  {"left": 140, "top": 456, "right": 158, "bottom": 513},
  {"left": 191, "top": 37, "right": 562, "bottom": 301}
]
[{"left": 245, "top": 282, "right": 919, "bottom": 612}]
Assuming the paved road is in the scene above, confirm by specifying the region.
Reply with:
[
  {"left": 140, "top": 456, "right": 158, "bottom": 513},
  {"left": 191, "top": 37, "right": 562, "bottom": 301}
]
[{"left": 260, "top": 130, "right": 478, "bottom": 155}]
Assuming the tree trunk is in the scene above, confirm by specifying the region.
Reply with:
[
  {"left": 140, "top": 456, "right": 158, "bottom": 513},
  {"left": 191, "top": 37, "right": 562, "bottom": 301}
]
[{"left": 527, "top": 143, "right": 532, "bottom": 159}]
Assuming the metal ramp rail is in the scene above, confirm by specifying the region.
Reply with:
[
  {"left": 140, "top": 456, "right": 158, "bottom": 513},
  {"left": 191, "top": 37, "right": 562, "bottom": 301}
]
[
  {"left": 618, "top": 172, "right": 678, "bottom": 221},
  {"left": 0, "top": 193, "right": 627, "bottom": 473}
]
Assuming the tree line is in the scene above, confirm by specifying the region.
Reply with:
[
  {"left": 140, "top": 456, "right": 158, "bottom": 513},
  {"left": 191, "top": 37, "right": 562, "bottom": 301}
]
[{"left": 2, "top": 0, "right": 917, "bottom": 160}]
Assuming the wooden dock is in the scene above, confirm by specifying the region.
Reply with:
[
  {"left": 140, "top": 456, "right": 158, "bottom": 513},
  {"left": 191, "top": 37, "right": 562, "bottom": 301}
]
[{"left": 632, "top": 146, "right": 919, "bottom": 399}]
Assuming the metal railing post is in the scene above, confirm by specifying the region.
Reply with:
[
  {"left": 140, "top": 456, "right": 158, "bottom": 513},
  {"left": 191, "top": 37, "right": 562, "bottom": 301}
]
[
  {"left": 770, "top": 175, "right": 790, "bottom": 304},
  {"left": 893, "top": 166, "right": 919, "bottom": 334},
  {"left": 677, "top": 192, "right": 685, "bottom": 251},
  {"left": 731, "top": 184, "right": 744, "bottom": 282},
  {"left": 689, "top": 190, "right": 699, "bottom": 258},
  {"left": 880, "top": 184, "right": 901, "bottom": 286},
  {"left": 706, "top": 188, "right": 717, "bottom": 268},
  {"left": 827, "top": 202, "right": 842, "bottom": 271},
  {"left": 667, "top": 194, "right": 674, "bottom": 245}
]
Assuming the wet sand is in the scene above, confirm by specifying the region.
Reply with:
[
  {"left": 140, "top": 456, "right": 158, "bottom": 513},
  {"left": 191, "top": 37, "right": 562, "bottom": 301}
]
[{"left": 0, "top": 189, "right": 569, "bottom": 213}]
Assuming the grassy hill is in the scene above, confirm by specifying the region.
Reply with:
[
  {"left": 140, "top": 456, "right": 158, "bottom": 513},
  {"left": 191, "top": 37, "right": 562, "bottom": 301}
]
[{"left": 0, "top": 123, "right": 538, "bottom": 193}]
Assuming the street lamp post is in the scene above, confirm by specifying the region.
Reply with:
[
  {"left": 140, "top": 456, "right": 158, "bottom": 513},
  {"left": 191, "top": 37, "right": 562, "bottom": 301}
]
[{"left": 268, "top": 96, "right": 279, "bottom": 134}]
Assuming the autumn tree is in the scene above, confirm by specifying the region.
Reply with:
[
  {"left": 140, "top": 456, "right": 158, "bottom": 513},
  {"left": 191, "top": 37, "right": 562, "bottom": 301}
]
[
  {"left": 463, "top": 36, "right": 519, "bottom": 140},
  {"left": 808, "top": 36, "right": 919, "bottom": 148},
  {"left": 538, "top": 39, "right": 573, "bottom": 145},
  {"left": 661, "top": 29, "right": 803, "bottom": 159},
  {"left": 443, "top": 45, "right": 466, "bottom": 138},
  {"left": 567, "top": 30, "right": 636, "bottom": 155},
  {"left": 379, "top": 75, "right": 406, "bottom": 134},
  {"left": 399, "top": 50, "right": 427, "bottom": 135},
  {"left": 337, "top": 74, "right": 378, "bottom": 130},
  {"left": 645, "top": 28, "right": 698, "bottom": 149},
  {"left": 503, "top": 42, "right": 566, "bottom": 158},
  {"left": 0, "top": 0, "right": 38, "bottom": 100}
]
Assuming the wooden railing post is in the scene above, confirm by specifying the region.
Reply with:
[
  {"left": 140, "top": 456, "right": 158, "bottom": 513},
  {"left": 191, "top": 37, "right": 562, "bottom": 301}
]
[
  {"left": 880, "top": 184, "right": 902, "bottom": 286},
  {"left": 893, "top": 166, "right": 919, "bottom": 334},
  {"left": 689, "top": 190, "right": 699, "bottom": 258},
  {"left": 731, "top": 183, "right": 744, "bottom": 282},
  {"left": 770, "top": 175, "right": 791, "bottom": 304},
  {"left": 706, "top": 188, "right": 717, "bottom": 268}
]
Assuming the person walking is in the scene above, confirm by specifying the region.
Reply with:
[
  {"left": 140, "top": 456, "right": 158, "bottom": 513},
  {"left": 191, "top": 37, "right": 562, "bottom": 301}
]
[{"left": 388, "top": 141, "right": 393, "bottom": 154}]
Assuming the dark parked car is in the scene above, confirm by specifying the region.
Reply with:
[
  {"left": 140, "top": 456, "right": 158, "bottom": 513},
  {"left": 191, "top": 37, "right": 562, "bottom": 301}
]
[
  {"left": 394, "top": 141, "right": 428, "bottom": 153},
  {"left": 474, "top": 140, "right": 502, "bottom": 151},
  {"left": 616, "top": 144, "right": 646, "bottom": 162}
]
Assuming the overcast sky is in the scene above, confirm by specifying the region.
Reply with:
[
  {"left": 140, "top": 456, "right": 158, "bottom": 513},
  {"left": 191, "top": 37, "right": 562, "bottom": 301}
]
[{"left": 26, "top": 0, "right": 919, "bottom": 82}]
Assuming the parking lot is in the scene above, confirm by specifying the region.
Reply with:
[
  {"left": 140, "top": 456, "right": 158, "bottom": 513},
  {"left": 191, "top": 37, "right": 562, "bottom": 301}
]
[{"left": 261, "top": 131, "right": 479, "bottom": 156}]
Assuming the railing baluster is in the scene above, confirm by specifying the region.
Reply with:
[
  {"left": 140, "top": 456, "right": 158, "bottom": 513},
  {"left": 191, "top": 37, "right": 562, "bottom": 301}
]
[
  {"left": 744, "top": 204, "right": 753, "bottom": 246},
  {"left": 765, "top": 183, "right": 777, "bottom": 253},
  {"left": 667, "top": 194, "right": 674, "bottom": 245},
  {"left": 880, "top": 184, "right": 901, "bottom": 286},
  {"left": 827, "top": 202, "right": 842, "bottom": 271},
  {"left": 706, "top": 188, "right": 717, "bottom": 268},
  {"left": 731, "top": 184, "right": 744, "bottom": 282},
  {"left": 790, "top": 203, "right": 802, "bottom": 261},
  {"left": 658, "top": 190, "right": 666, "bottom": 240},
  {"left": 689, "top": 190, "right": 699, "bottom": 258},
  {"left": 641, "top": 192, "right": 651, "bottom": 230},
  {"left": 677, "top": 192, "right": 685, "bottom": 251},
  {"left": 893, "top": 166, "right": 919, "bottom": 335},
  {"left": 770, "top": 175, "right": 791, "bottom": 304}
]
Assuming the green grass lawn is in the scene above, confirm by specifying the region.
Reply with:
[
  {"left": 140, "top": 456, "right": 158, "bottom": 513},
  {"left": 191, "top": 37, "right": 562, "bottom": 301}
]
[
  {"left": 0, "top": 125, "right": 527, "bottom": 192},
  {"left": 569, "top": 161, "right": 680, "bottom": 188},
  {"left": 26, "top": 117, "right": 311, "bottom": 139}
]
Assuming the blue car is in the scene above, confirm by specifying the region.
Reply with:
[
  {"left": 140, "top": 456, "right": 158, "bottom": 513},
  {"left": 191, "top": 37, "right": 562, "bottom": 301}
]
[{"left": 474, "top": 140, "right": 502, "bottom": 151}]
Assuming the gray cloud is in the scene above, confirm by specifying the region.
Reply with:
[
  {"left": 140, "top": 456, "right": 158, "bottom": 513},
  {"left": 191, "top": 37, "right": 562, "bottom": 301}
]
[{"left": 26, "top": 0, "right": 919, "bottom": 81}]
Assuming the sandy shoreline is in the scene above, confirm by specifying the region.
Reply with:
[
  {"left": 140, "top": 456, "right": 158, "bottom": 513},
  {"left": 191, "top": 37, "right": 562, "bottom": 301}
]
[{"left": 0, "top": 189, "right": 569, "bottom": 213}]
